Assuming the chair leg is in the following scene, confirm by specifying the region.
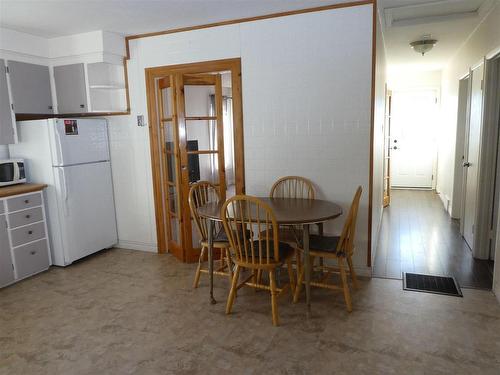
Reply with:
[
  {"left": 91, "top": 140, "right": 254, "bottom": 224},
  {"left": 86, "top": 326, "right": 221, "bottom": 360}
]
[
  {"left": 293, "top": 258, "right": 304, "bottom": 303},
  {"left": 193, "top": 246, "right": 206, "bottom": 288},
  {"left": 225, "top": 248, "right": 233, "bottom": 281},
  {"left": 269, "top": 269, "right": 280, "bottom": 326},
  {"left": 226, "top": 265, "right": 241, "bottom": 315},
  {"left": 286, "top": 257, "right": 296, "bottom": 295},
  {"left": 347, "top": 255, "right": 359, "bottom": 289},
  {"left": 295, "top": 249, "right": 301, "bottom": 274},
  {"left": 339, "top": 258, "right": 352, "bottom": 312}
]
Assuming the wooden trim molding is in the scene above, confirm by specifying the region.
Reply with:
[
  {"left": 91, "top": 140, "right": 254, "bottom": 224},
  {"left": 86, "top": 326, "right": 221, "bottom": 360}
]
[
  {"left": 367, "top": 0, "right": 377, "bottom": 268},
  {"left": 124, "top": 0, "right": 374, "bottom": 59},
  {"left": 123, "top": 57, "right": 131, "bottom": 113}
]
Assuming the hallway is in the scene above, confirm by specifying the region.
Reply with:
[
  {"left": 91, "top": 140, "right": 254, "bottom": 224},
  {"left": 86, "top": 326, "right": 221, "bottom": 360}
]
[{"left": 373, "top": 190, "right": 494, "bottom": 289}]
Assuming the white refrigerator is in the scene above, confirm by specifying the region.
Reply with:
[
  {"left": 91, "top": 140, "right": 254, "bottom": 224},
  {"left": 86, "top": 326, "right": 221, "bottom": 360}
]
[{"left": 9, "top": 118, "right": 118, "bottom": 266}]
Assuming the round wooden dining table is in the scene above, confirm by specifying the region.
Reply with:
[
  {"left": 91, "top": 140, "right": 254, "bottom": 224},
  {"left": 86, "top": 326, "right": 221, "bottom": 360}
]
[{"left": 197, "top": 197, "right": 343, "bottom": 316}]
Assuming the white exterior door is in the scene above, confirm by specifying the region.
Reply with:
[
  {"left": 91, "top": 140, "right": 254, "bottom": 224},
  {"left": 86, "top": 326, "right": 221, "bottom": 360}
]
[
  {"left": 390, "top": 90, "right": 438, "bottom": 188},
  {"left": 462, "top": 63, "right": 484, "bottom": 250},
  {"left": 53, "top": 161, "right": 117, "bottom": 265}
]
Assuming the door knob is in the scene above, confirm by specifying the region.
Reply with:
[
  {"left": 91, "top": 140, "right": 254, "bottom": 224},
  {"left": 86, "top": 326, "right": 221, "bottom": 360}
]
[{"left": 463, "top": 162, "right": 471, "bottom": 167}]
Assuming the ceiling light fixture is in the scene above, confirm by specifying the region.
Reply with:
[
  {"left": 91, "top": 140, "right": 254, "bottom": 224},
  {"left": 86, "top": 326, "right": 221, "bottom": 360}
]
[{"left": 410, "top": 39, "right": 437, "bottom": 56}]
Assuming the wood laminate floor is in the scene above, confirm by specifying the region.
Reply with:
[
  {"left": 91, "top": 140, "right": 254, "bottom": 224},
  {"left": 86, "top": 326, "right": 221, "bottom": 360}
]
[{"left": 373, "top": 189, "right": 494, "bottom": 289}]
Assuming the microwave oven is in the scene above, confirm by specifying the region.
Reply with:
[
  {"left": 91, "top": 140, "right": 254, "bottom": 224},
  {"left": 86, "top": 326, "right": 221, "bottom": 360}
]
[{"left": 0, "top": 159, "right": 26, "bottom": 187}]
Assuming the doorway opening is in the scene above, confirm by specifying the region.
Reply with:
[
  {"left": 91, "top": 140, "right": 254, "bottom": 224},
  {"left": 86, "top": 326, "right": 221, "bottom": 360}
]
[
  {"left": 145, "top": 59, "right": 244, "bottom": 262},
  {"left": 373, "top": 69, "right": 495, "bottom": 289}
]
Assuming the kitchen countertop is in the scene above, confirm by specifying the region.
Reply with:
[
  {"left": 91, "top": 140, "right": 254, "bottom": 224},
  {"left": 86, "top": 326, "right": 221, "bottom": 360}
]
[{"left": 0, "top": 183, "right": 47, "bottom": 198}]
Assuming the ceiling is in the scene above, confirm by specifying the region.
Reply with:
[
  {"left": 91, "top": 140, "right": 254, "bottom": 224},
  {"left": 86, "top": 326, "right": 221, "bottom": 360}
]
[
  {"left": 0, "top": 0, "right": 495, "bottom": 73},
  {"left": 0, "top": 0, "right": 352, "bottom": 38},
  {"left": 379, "top": 0, "right": 496, "bottom": 72}
]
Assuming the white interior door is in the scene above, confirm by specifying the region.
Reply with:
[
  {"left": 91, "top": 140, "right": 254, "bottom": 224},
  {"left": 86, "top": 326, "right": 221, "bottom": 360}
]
[
  {"left": 462, "top": 63, "right": 484, "bottom": 250},
  {"left": 390, "top": 90, "right": 438, "bottom": 188}
]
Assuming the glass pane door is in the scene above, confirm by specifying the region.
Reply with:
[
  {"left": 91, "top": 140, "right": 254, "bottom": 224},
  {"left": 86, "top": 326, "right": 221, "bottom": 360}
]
[
  {"left": 156, "top": 72, "right": 228, "bottom": 260},
  {"left": 383, "top": 89, "right": 392, "bottom": 207},
  {"left": 158, "top": 76, "right": 183, "bottom": 253},
  {"left": 178, "top": 73, "right": 227, "bottom": 256}
]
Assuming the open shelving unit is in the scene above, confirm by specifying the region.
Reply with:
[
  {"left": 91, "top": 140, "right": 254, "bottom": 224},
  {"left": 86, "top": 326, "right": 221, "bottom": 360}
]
[{"left": 87, "top": 62, "right": 127, "bottom": 113}]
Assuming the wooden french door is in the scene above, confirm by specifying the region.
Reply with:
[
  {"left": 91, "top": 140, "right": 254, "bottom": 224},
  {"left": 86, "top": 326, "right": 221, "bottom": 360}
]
[
  {"left": 156, "top": 72, "right": 227, "bottom": 261},
  {"left": 383, "top": 89, "right": 392, "bottom": 207}
]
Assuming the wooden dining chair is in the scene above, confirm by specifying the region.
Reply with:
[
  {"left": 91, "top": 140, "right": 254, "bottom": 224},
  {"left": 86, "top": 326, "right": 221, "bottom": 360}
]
[
  {"left": 189, "top": 181, "right": 233, "bottom": 288},
  {"left": 270, "top": 176, "right": 316, "bottom": 200},
  {"left": 293, "top": 186, "right": 362, "bottom": 312},
  {"left": 222, "top": 195, "right": 296, "bottom": 326},
  {"left": 269, "top": 176, "right": 315, "bottom": 244}
]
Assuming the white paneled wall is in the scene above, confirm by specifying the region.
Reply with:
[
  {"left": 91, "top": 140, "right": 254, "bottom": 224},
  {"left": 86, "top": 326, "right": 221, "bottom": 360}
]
[
  {"left": 240, "top": 6, "right": 373, "bottom": 268},
  {"left": 111, "top": 4, "right": 375, "bottom": 270},
  {"left": 0, "top": 145, "right": 9, "bottom": 159},
  {"left": 437, "top": 2, "right": 500, "bottom": 298},
  {"left": 106, "top": 25, "right": 241, "bottom": 252},
  {"left": 107, "top": 56, "right": 157, "bottom": 251},
  {"left": 438, "top": 3, "right": 500, "bottom": 218}
]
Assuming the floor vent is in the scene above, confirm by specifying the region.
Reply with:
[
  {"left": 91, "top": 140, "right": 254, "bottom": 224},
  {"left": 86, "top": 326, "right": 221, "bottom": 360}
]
[{"left": 403, "top": 272, "right": 463, "bottom": 297}]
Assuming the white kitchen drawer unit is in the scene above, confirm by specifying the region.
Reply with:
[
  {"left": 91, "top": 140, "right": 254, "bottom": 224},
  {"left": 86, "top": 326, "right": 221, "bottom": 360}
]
[
  {"left": 7, "top": 192, "right": 42, "bottom": 212},
  {"left": 13, "top": 239, "right": 50, "bottom": 280},
  {"left": 10, "top": 221, "right": 46, "bottom": 247},
  {"left": 8, "top": 207, "right": 44, "bottom": 229},
  {"left": 0, "top": 185, "right": 51, "bottom": 287},
  {"left": 0, "top": 213, "right": 15, "bottom": 287}
]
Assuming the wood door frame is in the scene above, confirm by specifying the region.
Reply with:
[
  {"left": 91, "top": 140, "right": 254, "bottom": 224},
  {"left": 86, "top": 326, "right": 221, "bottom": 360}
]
[
  {"left": 382, "top": 88, "right": 392, "bottom": 208},
  {"left": 145, "top": 58, "right": 245, "bottom": 261}
]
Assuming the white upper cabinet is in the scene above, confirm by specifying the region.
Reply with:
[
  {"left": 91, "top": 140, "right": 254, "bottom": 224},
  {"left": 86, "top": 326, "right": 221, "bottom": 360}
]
[
  {"left": 8, "top": 61, "right": 53, "bottom": 114},
  {"left": 54, "top": 62, "right": 127, "bottom": 114},
  {"left": 54, "top": 63, "right": 89, "bottom": 114},
  {"left": 0, "top": 60, "right": 16, "bottom": 145}
]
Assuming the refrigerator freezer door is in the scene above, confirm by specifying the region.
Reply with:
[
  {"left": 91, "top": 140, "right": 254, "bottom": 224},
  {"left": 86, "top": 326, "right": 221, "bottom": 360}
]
[
  {"left": 50, "top": 118, "right": 110, "bottom": 167},
  {"left": 53, "top": 161, "right": 117, "bottom": 265}
]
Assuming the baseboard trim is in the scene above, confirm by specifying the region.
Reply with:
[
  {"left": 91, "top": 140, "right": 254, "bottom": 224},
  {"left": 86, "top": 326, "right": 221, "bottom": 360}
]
[
  {"left": 371, "top": 208, "right": 384, "bottom": 266},
  {"left": 437, "top": 191, "right": 451, "bottom": 215},
  {"left": 354, "top": 265, "right": 372, "bottom": 277},
  {"left": 117, "top": 240, "right": 157, "bottom": 253}
]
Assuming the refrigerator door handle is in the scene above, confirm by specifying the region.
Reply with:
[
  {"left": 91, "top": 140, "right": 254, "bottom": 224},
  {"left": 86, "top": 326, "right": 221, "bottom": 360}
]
[
  {"left": 54, "top": 121, "right": 64, "bottom": 166},
  {"left": 58, "top": 168, "right": 70, "bottom": 216}
]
